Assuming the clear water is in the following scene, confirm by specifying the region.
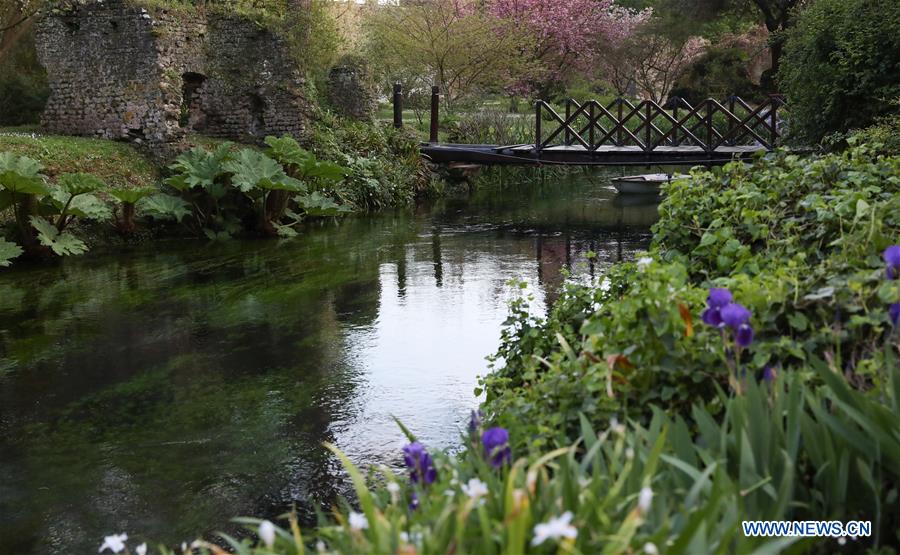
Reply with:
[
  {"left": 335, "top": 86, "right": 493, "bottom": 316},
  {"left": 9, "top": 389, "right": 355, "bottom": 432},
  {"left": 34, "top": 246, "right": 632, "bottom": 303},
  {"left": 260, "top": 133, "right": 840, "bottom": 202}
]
[{"left": 0, "top": 171, "right": 658, "bottom": 553}]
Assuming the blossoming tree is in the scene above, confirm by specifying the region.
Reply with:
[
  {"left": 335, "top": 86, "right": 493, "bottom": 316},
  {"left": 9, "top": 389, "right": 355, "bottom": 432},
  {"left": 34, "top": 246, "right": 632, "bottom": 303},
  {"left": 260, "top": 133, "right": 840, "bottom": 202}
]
[{"left": 488, "top": 0, "right": 650, "bottom": 95}]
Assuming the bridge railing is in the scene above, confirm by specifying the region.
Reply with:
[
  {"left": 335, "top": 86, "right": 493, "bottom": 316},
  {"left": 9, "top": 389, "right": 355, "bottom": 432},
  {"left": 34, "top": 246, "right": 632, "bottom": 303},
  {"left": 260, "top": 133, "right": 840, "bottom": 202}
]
[{"left": 535, "top": 96, "right": 785, "bottom": 153}]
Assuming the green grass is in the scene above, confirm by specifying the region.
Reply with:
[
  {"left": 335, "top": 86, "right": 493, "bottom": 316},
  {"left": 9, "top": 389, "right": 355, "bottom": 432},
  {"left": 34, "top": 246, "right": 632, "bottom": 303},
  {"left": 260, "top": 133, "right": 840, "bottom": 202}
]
[{"left": 0, "top": 127, "right": 160, "bottom": 188}]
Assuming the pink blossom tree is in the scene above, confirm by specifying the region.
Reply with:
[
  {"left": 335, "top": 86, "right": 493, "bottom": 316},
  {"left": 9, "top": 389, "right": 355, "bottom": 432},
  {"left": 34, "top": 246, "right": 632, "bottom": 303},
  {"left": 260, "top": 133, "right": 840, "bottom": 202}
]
[{"left": 488, "top": 0, "right": 650, "bottom": 95}]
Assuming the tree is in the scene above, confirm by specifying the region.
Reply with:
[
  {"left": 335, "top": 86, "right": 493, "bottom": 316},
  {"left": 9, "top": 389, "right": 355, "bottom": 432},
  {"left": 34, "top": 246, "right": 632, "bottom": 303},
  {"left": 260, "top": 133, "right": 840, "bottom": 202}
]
[
  {"left": 488, "top": 0, "right": 645, "bottom": 96},
  {"left": 745, "top": 0, "right": 803, "bottom": 88},
  {"left": 778, "top": 0, "right": 900, "bottom": 144},
  {"left": 365, "top": 0, "right": 531, "bottom": 110}
]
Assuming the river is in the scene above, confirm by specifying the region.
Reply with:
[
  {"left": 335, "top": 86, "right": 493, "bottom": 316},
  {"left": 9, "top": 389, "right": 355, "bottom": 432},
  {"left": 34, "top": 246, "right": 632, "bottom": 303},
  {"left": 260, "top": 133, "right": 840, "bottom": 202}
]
[{"left": 0, "top": 170, "right": 658, "bottom": 553}]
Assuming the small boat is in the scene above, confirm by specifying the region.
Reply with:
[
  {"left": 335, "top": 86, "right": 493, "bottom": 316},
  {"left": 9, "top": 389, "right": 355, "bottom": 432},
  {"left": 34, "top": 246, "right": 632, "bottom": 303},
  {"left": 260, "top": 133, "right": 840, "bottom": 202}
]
[{"left": 611, "top": 173, "right": 684, "bottom": 195}]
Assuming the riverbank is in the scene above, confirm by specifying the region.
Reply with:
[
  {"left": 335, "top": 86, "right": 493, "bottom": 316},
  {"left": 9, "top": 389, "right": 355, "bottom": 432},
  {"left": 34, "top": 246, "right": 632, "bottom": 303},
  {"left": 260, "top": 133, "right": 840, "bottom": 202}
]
[
  {"left": 261, "top": 144, "right": 899, "bottom": 554},
  {"left": 0, "top": 114, "right": 439, "bottom": 266}
]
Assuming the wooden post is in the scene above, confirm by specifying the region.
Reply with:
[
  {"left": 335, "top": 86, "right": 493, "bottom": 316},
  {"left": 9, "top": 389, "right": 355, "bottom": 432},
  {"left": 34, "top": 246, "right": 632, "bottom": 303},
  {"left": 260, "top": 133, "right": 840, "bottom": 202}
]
[
  {"left": 644, "top": 102, "right": 652, "bottom": 152},
  {"left": 705, "top": 99, "right": 713, "bottom": 152},
  {"left": 564, "top": 99, "right": 571, "bottom": 145},
  {"left": 535, "top": 100, "right": 542, "bottom": 153},
  {"left": 429, "top": 86, "right": 440, "bottom": 143},
  {"left": 393, "top": 83, "right": 403, "bottom": 129}
]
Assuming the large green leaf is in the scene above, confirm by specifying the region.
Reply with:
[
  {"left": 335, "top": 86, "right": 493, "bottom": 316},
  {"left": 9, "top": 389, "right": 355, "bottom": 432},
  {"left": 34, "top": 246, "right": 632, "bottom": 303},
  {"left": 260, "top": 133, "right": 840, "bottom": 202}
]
[
  {"left": 0, "top": 170, "right": 48, "bottom": 195},
  {"left": 108, "top": 187, "right": 157, "bottom": 205},
  {"left": 306, "top": 160, "right": 349, "bottom": 183},
  {"left": 47, "top": 187, "right": 112, "bottom": 220},
  {"left": 137, "top": 194, "right": 191, "bottom": 222},
  {"left": 56, "top": 172, "right": 106, "bottom": 195},
  {"left": 29, "top": 216, "right": 88, "bottom": 256},
  {"left": 0, "top": 152, "right": 43, "bottom": 178},
  {"left": 223, "top": 149, "right": 287, "bottom": 193},
  {"left": 0, "top": 238, "right": 23, "bottom": 267},
  {"left": 167, "top": 144, "right": 233, "bottom": 190},
  {"left": 265, "top": 135, "right": 315, "bottom": 170},
  {"left": 295, "top": 191, "right": 351, "bottom": 217},
  {"left": 256, "top": 176, "right": 307, "bottom": 193}
]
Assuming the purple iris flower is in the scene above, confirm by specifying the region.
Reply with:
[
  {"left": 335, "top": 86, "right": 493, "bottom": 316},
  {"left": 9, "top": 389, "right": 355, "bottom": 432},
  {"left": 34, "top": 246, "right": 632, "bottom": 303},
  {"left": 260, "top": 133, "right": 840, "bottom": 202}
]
[
  {"left": 735, "top": 323, "right": 754, "bottom": 347},
  {"left": 884, "top": 246, "right": 900, "bottom": 280},
  {"left": 720, "top": 303, "right": 751, "bottom": 330},
  {"left": 402, "top": 442, "right": 437, "bottom": 485},
  {"left": 890, "top": 303, "right": 900, "bottom": 326},
  {"left": 409, "top": 492, "right": 419, "bottom": 511},
  {"left": 701, "top": 288, "right": 733, "bottom": 327},
  {"left": 481, "top": 427, "right": 511, "bottom": 468},
  {"left": 762, "top": 365, "right": 777, "bottom": 382}
]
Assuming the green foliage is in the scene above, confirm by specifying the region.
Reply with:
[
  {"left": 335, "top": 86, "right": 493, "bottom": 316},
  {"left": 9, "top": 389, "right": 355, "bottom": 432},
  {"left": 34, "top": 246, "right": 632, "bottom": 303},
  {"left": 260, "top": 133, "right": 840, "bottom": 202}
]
[
  {"left": 108, "top": 187, "right": 157, "bottom": 205},
  {"left": 0, "top": 29, "right": 50, "bottom": 126},
  {"left": 0, "top": 238, "right": 23, "bottom": 267},
  {"left": 206, "top": 363, "right": 899, "bottom": 553},
  {"left": 138, "top": 194, "right": 191, "bottom": 223},
  {"left": 29, "top": 216, "right": 88, "bottom": 256},
  {"left": 778, "top": 0, "right": 900, "bottom": 144},
  {"left": 669, "top": 46, "right": 761, "bottom": 105},
  {"left": 483, "top": 148, "right": 900, "bottom": 451},
  {"left": 222, "top": 150, "right": 293, "bottom": 194}
]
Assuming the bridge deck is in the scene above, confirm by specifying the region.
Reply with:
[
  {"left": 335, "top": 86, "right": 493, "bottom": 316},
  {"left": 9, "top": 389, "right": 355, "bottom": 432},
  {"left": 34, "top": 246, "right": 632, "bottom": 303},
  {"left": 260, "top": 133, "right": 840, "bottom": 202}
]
[{"left": 421, "top": 143, "right": 768, "bottom": 167}]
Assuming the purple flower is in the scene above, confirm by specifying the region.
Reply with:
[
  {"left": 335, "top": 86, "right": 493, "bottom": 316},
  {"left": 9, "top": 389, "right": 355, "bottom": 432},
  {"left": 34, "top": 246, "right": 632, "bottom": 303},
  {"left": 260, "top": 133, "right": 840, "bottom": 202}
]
[
  {"left": 409, "top": 492, "right": 419, "bottom": 511},
  {"left": 402, "top": 442, "right": 437, "bottom": 485},
  {"left": 701, "top": 288, "right": 733, "bottom": 327},
  {"left": 762, "top": 365, "right": 777, "bottom": 382},
  {"left": 720, "top": 303, "right": 751, "bottom": 330},
  {"left": 481, "top": 427, "right": 511, "bottom": 468},
  {"left": 890, "top": 303, "right": 900, "bottom": 326},
  {"left": 707, "top": 288, "right": 733, "bottom": 308},
  {"left": 468, "top": 410, "right": 483, "bottom": 434},
  {"left": 884, "top": 246, "right": 900, "bottom": 280},
  {"left": 735, "top": 323, "right": 754, "bottom": 347}
]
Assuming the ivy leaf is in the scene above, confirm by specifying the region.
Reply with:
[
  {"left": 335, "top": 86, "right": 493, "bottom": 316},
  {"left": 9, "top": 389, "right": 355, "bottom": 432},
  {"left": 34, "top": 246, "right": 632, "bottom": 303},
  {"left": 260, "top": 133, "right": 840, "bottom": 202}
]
[
  {"left": 223, "top": 149, "right": 287, "bottom": 193},
  {"left": 138, "top": 194, "right": 191, "bottom": 222},
  {"left": 29, "top": 216, "right": 88, "bottom": 256},
  {"left": 0, "top": 238, "right": 23, "bottom": 267}
]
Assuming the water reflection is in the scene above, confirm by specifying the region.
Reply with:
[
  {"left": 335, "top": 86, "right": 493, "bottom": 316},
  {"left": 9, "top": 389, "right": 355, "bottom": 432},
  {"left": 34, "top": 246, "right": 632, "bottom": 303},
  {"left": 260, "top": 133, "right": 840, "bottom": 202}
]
[{"left": 0, "top": 171, "right": 656, "bottom": 553}]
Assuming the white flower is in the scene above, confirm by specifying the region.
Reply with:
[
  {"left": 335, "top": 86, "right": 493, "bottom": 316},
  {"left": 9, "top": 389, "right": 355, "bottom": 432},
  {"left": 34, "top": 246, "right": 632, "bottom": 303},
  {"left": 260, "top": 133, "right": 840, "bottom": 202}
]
[
  {"left": 643, "top": 542, "right": 659, "bottom": 554},
  {"left": 399, "top": 532, "right": 409, "bottom": 543},
  {"left": 316, "top": 540, "right": 327, "bottom": 552},
  {"left": 386, "top": 482, "right": 400, "bottom": 494},
  {"left": 348, "top": 511, "right": 369, "bottom": 531},
  {"left": 136, "top": 543, "right": 148, "bottom": 555},
  {"left": 599, "top": 278, "right": 611, "bottom": 292},
  {"left": 99, "top": 533, "right": 128, "bottom": 554},
  {"left": 638, "top": 487, "right": 653, "bottom": 513},
  {"left": 461, "top": 478, "right": 489, "bottom": 499},
  {"left": 636, "top": 256, "right": 653, "bottom": 271},
  {"left": 625, "top": 448, "right": 635, "bottom": 460},
  {"left": 531, "top": 511, "right": 577, "bottom": 546},
  {"left": 259, "top": 520, "right": 276, "bottom": 548}
]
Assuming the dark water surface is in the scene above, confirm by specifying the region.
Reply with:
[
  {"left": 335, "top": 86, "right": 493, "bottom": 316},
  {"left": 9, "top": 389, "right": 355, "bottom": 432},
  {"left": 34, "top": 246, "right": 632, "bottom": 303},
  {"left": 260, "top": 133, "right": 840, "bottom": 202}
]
[{"left": 0, "top": 172, "right": 657, "bottom": 553}]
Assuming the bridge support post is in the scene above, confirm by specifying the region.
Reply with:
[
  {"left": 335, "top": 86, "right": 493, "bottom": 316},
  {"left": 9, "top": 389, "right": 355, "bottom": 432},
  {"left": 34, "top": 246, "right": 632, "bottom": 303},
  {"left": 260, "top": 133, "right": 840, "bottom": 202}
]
[
  {"left": 393, "top": 83, "right": 403, "bottom": 129},
  {"left": 429, "top": 86, "right": 440, "bottom": 143},
  {"left": 564, "top": 99, "right": 571, "bottom": 145},
  {"left": 535, "top": 101, "right": 542, "bottom": 154}
]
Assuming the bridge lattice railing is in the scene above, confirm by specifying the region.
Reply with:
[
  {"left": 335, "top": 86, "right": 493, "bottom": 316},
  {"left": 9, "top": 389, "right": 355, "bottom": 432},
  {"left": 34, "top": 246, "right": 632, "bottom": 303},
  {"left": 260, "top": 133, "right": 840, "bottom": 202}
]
[{"left": 535, "top": 97, "right": 785, "bottom": 153}]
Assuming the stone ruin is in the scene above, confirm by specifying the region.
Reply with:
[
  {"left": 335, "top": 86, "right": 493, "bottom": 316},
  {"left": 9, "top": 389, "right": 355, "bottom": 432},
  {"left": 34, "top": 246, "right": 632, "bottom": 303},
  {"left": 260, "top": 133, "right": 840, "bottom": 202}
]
[{"left": 34, "top": 0, "right": 316, "bottom": 149}]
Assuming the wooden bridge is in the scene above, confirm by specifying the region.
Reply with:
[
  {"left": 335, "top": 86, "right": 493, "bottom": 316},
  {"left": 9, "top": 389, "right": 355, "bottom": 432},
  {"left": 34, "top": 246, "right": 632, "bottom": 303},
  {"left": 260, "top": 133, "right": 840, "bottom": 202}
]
[{"left": 397, "top": 85, "right": 785, "bottom": 167}]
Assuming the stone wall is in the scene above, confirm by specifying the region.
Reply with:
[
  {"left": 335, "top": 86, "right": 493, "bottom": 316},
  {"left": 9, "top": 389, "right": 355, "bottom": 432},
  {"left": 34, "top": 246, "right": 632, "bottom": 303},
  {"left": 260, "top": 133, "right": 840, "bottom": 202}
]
[
  {"left": 327, "top": 56, "right": 377, "bottom": 121},
  {"left": 35, "top": 0, "right": 315, "bottom": 147}
]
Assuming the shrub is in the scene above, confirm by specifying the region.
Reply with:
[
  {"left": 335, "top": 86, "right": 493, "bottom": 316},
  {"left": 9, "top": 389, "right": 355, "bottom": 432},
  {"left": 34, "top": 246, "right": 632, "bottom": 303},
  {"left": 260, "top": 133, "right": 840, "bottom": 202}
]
[
  {"left": 0, "top": 30, "right": 49, "bottom": 126},
  {"left": 668, "top": 46, "right": 762, "bottom": 105},
  {"left": 778, "top": 0, "right": 900, "bottom": 144},
  {"left": 482, "top": 147, "right": 900, "bottom": 449}
]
